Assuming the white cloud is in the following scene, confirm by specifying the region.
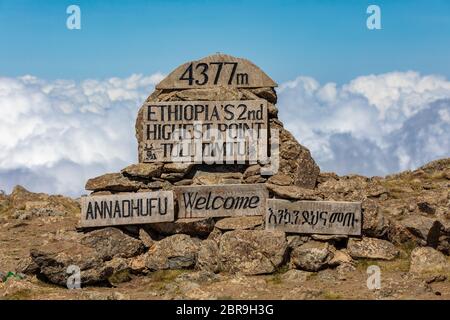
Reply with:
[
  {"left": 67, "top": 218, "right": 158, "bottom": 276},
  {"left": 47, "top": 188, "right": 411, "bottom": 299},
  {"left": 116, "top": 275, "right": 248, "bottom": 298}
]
[
  {"left": 0, "top": 71, "right": 449, "bottom": 196},
  {"left": 278, "top": 71, "right": 450, "bottom": 176},
  {"left": 0, "top": 73, "right": 164, "bottom": 196}
]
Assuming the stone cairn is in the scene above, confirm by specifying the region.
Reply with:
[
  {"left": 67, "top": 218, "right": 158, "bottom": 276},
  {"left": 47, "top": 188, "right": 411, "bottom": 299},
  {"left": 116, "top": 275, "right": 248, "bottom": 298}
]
[{"left": 20, "top": 54, "right": 449, "bottom": 286}]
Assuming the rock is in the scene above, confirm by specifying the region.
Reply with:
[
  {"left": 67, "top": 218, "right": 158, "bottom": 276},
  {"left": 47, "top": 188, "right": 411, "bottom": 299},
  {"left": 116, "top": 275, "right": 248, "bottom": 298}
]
[
  {"left": 290, "top": 241, "right": 334, "bottom": 272},
  {"left": 399, "top": 215, "right": 443, "bottom": 247},
  {"left": 192, "top": 172, "right": 243, "bottom": 185},
  {"left": 311, "top": 234, "right": 348, "bottom": 242},
  {"left": 175, "top": 87, "right": 242, "bottom": 101},
  {"left": 329, "top": 250, "right": 353, "bottom": 266},
  {"left": 286, "top": 235, "right": 310, "bottom": 250},
  {"left": 417, "top": 202, "right": 436, "bottom": 215},
  {"left": 196, "top": 240, "right": 219, "bottom": 273},
  {"left": 207, "top": 228, "right": 222, "bottom": 243},
  {"left": 147, "top": 218, "right": 215, "bottom": 237},
  {"left": 219, "top": 230, "right": 287, "bottom": 275},
  {"left": 267, "top": 174, "right": 293, "bottom": 186},
  {"left": 265, "top": 184, "right": 321, "bottom": 200},
  {"left": 243, "top": 165, "right": 261, "bottom": 178},
  {"left": 30, "top": 242, "right": 105, "bottom": 286},
  {"left": 163, "top": 162, "right": 194, "bottom": 174},
  {"left": 336, "top": 263, "right": 356, "bottom": 280},
  {"left": 215, "top": 216, "right": 263, "bottom": 231},
  {"left": 121, "top": 163, "right": 163, "bottom": 179},
  {"left": 138, "top": 228, "right": 154, "bottom": 248},
  {"left": 85, "top": 173, "right": 144, "bottom": 192},
  {"left": 267, "top": 102, "right": 278, "bottom": 118},
  {"left": 101, "top": 257, "right": 131, "bottom": 284},
  {"left": 410, "top": 247, "right": 450, "bottom": 275},
  {"left": 361, "top": 199, "right": 389, "bottom": 238},
  {"left": 80, "top": 227, "right": 145, "bottom": 260},
  {"left": 128, "top": 254, "right": 147, "bottom": 274},
  {"left": 1, "top": 278, "right": 36, "bottom": 298},
  {"left": 175, "top": 270, "right": 220, "bottom": 283},
  {"left": 347, "top": 237, "right": 399, "bottom": 260},
  {"left": 144, "top": 234, "right": 201, "bottom": 271},
  {"left": 160, "top": 172, "right": 185, "bottom": 182},
  {"left": 174, "top": 179, "right": 193, "bottom": 186},
  {"left": 245, "top": 175, "right": 267, "bottom": 184},
  {"left": 16, "top": 256, "right": 39, "bottom": 275},
  {"left": 281, "top": 269, "right": 312, "bottom": 282},
  {"left": 271, "top": 121, "right": 320, "bottom": 189},
  {"left": 251, "top": 87, "right": 277, "bottom": 104}
]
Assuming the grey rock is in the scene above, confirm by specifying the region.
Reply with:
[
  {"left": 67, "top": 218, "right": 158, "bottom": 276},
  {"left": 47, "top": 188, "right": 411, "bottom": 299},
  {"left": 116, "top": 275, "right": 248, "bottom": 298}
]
[
  {"left": 219, "top": 230, "right": 287, "bottom": 275},
  {"left": 290, "top": 241, "right": 334, "bottom": 272},
  {"left": 196, "top": 240, "right": 219, "bottom": 273},
  {"left": 81, "top": 227, "right": 145, "bottom": 260},
  {"left": 347, "top": 237, "right": 399, "bottom": 260},
  {"left": 144, "top": 234, "right": 201, "bottom": 270}
]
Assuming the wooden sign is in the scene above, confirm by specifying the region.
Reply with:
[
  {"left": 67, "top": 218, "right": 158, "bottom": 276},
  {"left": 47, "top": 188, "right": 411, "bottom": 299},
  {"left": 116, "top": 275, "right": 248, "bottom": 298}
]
[
  {"left": 175, "top": 184, "right": 268, "bottom": 218},
  {"left": 80, "top": 191, "right": 174, "bottom": 227},
  {"left": 266, "top": 200, "right": 362, "bottom": 236},
  {"left": 141, "top": 100, "right": 268, "bottom": 162},
  {"left": 156, "top": 54, "right": 277, "bottom": 89}
]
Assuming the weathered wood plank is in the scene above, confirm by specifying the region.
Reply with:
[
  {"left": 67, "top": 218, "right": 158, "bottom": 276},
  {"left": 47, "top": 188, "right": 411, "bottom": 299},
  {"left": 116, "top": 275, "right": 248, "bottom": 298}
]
[
  {"left": 175, "top": 184, "right": 268, "bottom": 218},
  {"left": 80, "top": 191, "right": 174, "bottom": 227},
  {"left": 266, "top": 199, "right": 362, "bottom": 236},
  {"left": 140, "top": 100, "right": 268, "bottom": 162}
]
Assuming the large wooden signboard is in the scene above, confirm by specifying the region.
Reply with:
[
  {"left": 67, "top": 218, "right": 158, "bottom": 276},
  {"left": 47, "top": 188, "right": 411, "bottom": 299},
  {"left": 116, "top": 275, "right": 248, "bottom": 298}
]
[
  {"left": 141, "top": 100, "right": 268, "bottom": 162},
  {"left": 266, "top": 199, "right": 362, "bottom": 236},
  {"left": 80, "top": 191, "right": 174, "bottom": 227},
  {"left": 156, "top": 54, "right": 277, "bottom": 89},
  {"left": 175, "top": 184, "right": 268, "bottom": 219}
]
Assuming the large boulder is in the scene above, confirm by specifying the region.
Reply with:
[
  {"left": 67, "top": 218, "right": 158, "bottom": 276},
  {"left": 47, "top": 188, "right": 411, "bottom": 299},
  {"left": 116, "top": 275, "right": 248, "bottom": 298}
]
[
  {"left": 80, "top": 227, "right": 145, "bottom": 260},
  {"left": 347, "top": 237, "right": 399, "bottom": 260},
  {"left": 399, "top": 215, "right": 443, "bottom": 247},
  {"left": 29, "top": 242, "right": 127, "bottom": 286},
  {"left": 218, "top": 230, "right": 287, "bottom": 275},
  {"left": 361, "top": 199, "right": 389, "bottom": 238},
  {"left": 410, "top": 247, "right": 450, "bottom": 276},
  {"left": 270, "top": 121, "right": 320, "bottom": 189},
  {"left": 196, "top": 239, "right": 219, "bottom": 273},
  {"left": 144, "top": 234, "right": 201, "bottom": 271},
  {"left": 290, "top": 241, "right": 335, "bottom": 272}
]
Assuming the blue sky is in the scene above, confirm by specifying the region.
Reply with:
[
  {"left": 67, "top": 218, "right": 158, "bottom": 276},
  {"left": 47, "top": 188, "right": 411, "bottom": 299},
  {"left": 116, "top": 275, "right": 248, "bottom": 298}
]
[{"left": 1, "top": 0, "right": 449, "bottom": 84}]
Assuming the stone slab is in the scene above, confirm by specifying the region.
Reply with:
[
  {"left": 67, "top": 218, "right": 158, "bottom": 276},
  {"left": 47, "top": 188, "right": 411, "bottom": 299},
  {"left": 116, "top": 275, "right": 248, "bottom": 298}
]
[{"left": 156, "top": 54, "right": 277, "bottom": 89}]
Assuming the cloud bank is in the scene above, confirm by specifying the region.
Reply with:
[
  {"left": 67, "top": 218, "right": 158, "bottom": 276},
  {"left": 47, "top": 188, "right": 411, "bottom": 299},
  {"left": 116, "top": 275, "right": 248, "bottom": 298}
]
[
  {"left": 278, "top": 71, "right": 450, "bottom": 176},
  {"left": 0, "top": 71, "right": 449, "bottom": 196}
]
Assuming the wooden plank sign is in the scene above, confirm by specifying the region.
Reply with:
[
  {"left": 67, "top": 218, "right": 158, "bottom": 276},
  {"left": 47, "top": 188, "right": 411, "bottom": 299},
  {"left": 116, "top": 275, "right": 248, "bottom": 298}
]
[
  {"left": 266, "top": 199, "right": 362, "bottom": 236},
  {"left": 80, "top": 191, "right": 174, "bottom": 227},
  {"left": 175, "top": 184, "right": 268, "bottom": 219},
  {"left": 141, "top": 100, "right": 268, "bottom": 162}
]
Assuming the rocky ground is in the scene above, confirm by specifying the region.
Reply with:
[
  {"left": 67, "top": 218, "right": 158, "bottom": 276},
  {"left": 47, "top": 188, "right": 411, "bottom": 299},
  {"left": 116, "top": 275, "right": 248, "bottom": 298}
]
[{"left": 0, "top": 158, "right": 449, "bottom": 300}]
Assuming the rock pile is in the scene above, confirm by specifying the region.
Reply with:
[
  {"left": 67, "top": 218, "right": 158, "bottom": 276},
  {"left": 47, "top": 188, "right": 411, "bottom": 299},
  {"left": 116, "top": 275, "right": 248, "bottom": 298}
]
[{"left": 7, "top": 54, "right": 449, "bottom": 288}]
